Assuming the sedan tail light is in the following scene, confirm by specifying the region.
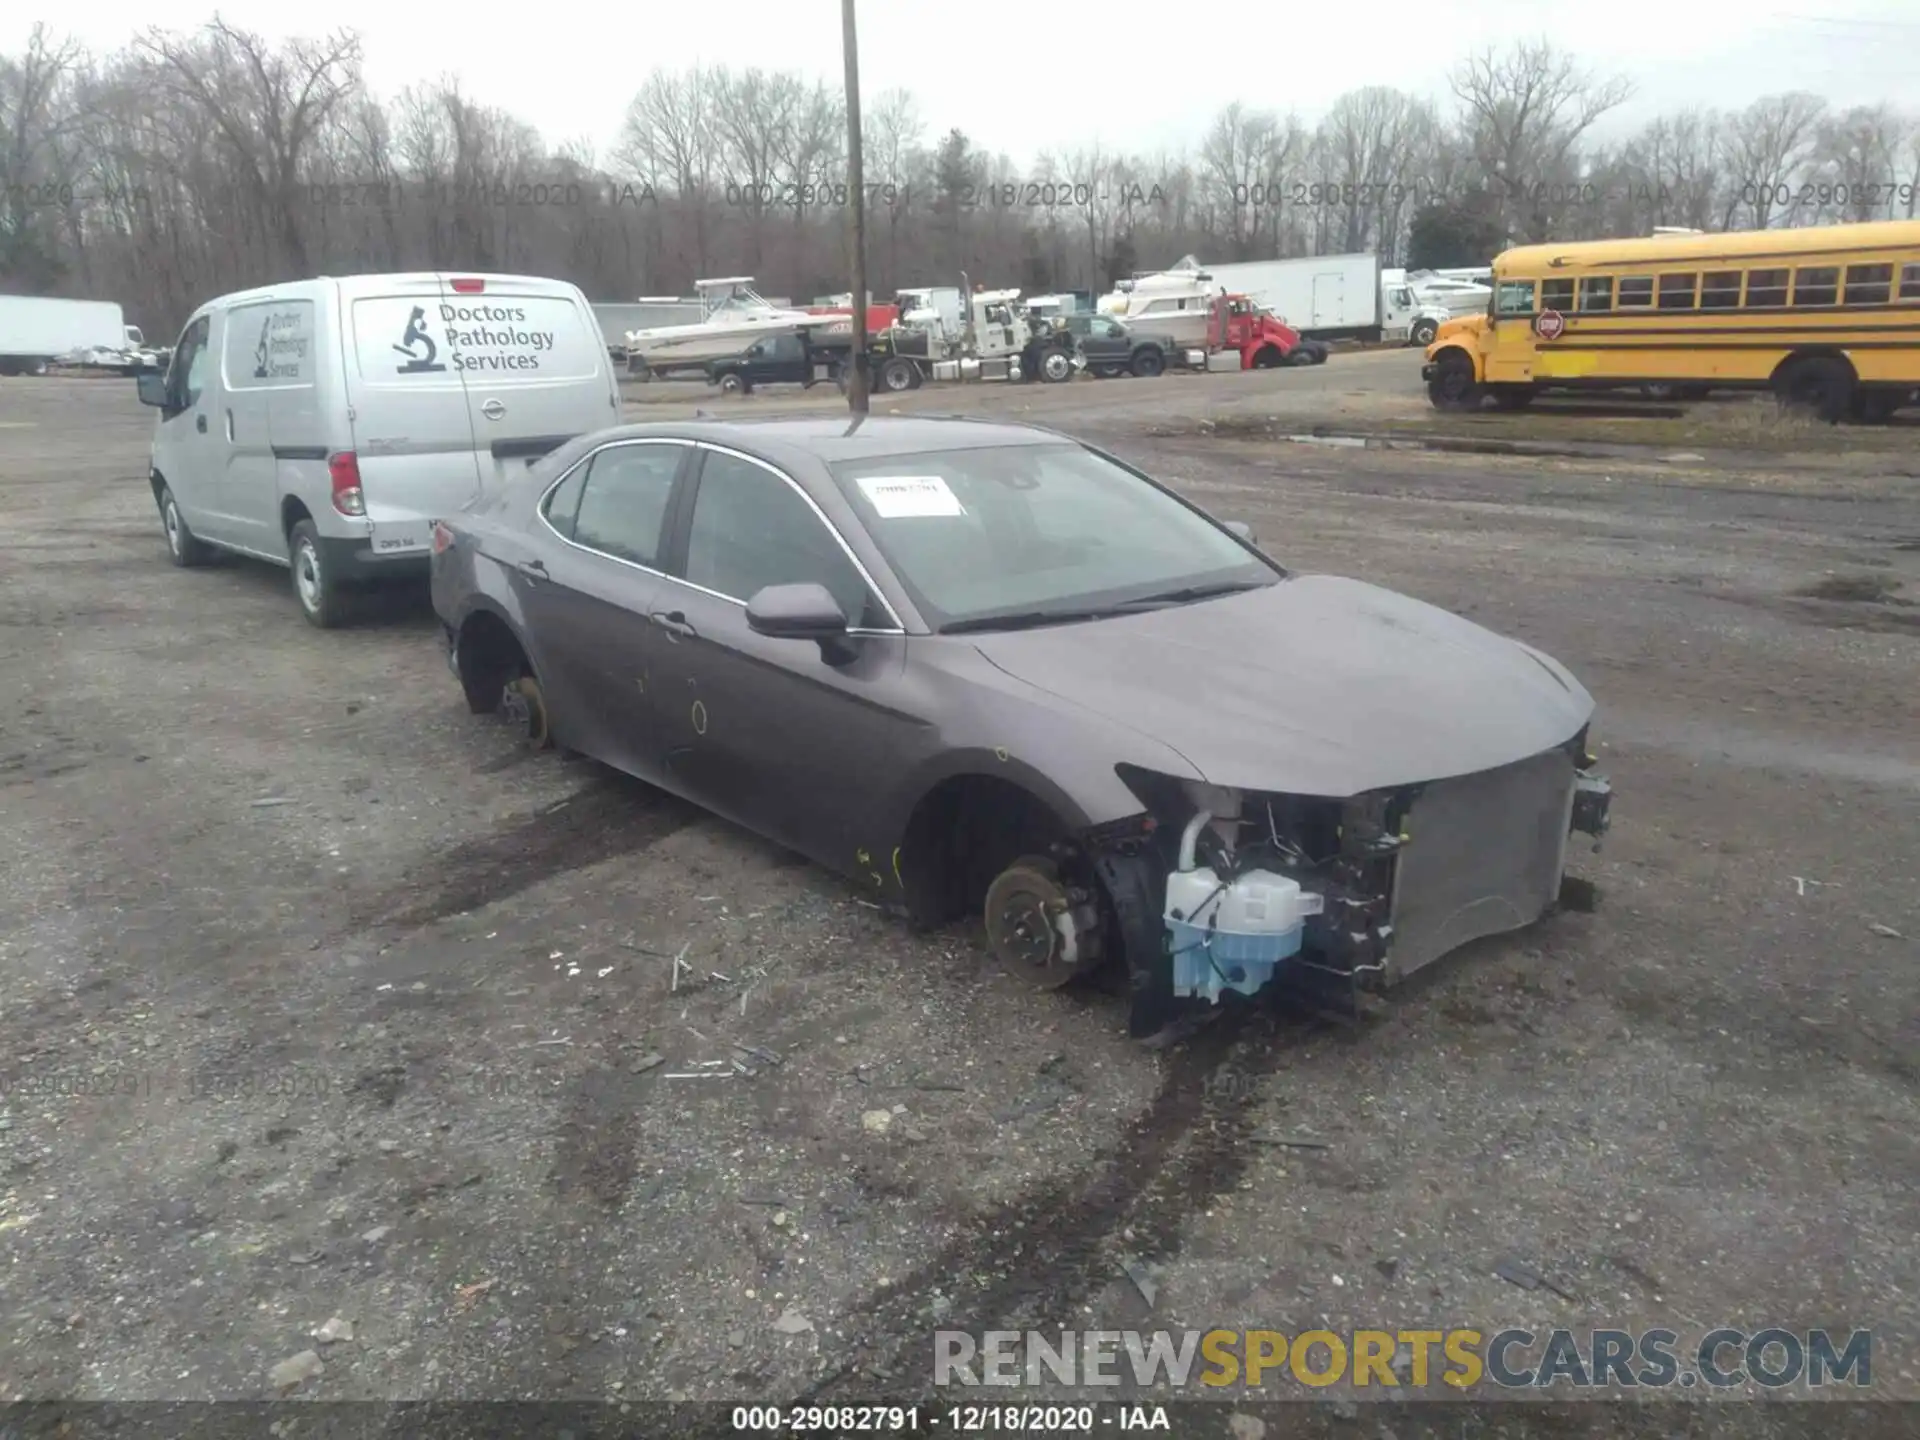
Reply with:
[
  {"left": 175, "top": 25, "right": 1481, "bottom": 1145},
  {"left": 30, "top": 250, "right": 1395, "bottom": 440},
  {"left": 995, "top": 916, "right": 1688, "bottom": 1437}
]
[
  {"left": 431, "top": 521, "right": 456, "bottom": 555},
  {"left": 328, "top": 452, "right": 366, "bottom": 517}
]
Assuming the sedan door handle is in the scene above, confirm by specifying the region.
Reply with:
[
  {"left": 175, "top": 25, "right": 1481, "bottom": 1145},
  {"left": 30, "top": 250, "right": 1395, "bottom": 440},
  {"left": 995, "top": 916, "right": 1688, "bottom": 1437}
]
[
  {"left": 650, "top": 609, "right": 695, "bottom": 640},
  {"left": 516, "top": 558, "right": 549, "bottom": 583}
]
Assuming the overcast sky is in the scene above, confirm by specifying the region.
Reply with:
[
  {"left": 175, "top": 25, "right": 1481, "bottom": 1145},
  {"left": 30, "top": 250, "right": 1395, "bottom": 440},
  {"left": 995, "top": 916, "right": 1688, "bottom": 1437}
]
[{"left": 12, "top": 1, "right": 1920, "bottom": 167}]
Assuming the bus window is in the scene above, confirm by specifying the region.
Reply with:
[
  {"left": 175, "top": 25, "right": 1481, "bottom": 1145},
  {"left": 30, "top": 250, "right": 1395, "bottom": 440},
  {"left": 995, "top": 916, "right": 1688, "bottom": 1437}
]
[
  {"left": 1701, "top": 271, "right": 1742, "bottom": 308},
  {"left": 1541, "top": 279, "right": 1575, "bottom": 312},
  {"left": 1658, "top": 273, "right": 1698, "bottom": 309},
  {"left": 1844, "top": 263, "right": 1893, "bottom": 305},
  {"left": 1618, "top": 276, "right": 1654, "bottom": 307},
  {"left": 1902, "top": 263, "right": 1920, "bottom": 301},
  {"left": 1746, "top": 269, "right": 1788, "bottom": 307},
  {"left": 1578, "top": 276, "right": 1613, "bottom": 311},
  {"left": 1494, "top": 280, "right": 1537, "bottom": 316},
  {"left": 1791, "top": 267, "right": 1839, "bottom": 306}
]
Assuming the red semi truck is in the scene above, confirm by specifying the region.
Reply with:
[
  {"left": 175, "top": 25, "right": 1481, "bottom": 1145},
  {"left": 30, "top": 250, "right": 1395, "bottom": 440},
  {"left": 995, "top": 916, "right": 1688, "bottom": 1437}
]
[{"left": 1198, "top": 294, "right": 1329, "bottom": 369}]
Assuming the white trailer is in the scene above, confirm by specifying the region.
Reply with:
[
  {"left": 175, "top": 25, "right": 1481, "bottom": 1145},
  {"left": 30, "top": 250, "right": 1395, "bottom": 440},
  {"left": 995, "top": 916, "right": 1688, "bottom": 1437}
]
[
  {"left": 0, "top": 297, "right": 127, "bottom": 376},
  {"left": 1198, "top": 254, "right": 1384, "bottom": 342}
]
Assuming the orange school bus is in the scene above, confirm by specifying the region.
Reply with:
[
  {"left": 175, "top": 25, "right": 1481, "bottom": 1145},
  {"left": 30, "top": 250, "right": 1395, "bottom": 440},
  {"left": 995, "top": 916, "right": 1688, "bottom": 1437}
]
[{"left": 1422, "top": 219, "right": 1920, "bottom": 422}]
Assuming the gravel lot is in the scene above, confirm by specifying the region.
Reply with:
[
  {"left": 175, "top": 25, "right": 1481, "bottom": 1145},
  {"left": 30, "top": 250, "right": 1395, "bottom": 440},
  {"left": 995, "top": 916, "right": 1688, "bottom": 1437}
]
[{"left": 1, "top": 363, "right": 1915, "bottom": 1419}]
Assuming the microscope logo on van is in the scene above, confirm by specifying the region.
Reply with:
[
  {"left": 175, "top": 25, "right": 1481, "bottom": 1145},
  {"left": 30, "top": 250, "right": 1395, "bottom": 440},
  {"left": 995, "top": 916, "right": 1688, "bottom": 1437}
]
[
  {"left": 253, "top": 309, "right": 311, "bottom": 380},
  {"left": 392, "top": 306, "right": 447, "bottom": 373}
]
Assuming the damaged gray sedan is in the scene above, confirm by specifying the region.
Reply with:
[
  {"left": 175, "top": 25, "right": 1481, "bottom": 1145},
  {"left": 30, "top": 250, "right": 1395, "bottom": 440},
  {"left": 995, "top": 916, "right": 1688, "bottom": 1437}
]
[{"left": 430, "top": 416, "right": 1612, "bottom": 1039}]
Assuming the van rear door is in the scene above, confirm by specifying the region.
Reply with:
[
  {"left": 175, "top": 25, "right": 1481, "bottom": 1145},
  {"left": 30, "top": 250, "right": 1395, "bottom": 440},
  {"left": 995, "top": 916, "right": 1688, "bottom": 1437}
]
[
  {"left": 437, "top": 275, "right": 620, "bottom": 492},
  {"left": 342, "top": 274, "right": 483, "bottom": 561}
]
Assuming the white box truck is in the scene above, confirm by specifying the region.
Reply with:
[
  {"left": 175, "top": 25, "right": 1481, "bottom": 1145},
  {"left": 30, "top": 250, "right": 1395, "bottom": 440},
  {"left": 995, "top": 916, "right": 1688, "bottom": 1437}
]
[
  {"left": 1198, "top": 255, "right": 1463, "bottom": 346},
  {"left": 0, "top": 297, "right": 129, "bottom": 376},
  {"left": 1194, "top": 255, "right": 1380, "bottom": 341}
]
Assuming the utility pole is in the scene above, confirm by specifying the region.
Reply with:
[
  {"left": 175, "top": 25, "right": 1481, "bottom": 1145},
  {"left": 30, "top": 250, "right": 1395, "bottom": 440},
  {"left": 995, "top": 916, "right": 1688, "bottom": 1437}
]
[{"left": 841, "top": 0, "right": 869, "bottom": 414}]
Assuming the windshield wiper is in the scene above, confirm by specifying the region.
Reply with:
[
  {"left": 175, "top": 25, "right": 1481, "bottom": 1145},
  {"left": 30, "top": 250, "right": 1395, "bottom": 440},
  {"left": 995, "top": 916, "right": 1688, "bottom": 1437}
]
[
  {"left": 1114, "top": 579, "right": 1271, "bottom": 610},
  {"left": 940, "top": 608, "right": 1122, "bottom": 634}
]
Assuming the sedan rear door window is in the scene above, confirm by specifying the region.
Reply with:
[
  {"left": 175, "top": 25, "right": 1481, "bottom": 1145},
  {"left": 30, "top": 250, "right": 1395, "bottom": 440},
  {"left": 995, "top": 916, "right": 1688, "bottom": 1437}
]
[
  {"left": 683, "top": 451, "right": 881, "bottom": 625},
  {"left": 541, "top": 463, "right": 589, "bottom": 540},
  {"left": 569, "top": 442, "right": 684, "bottom": 568}
]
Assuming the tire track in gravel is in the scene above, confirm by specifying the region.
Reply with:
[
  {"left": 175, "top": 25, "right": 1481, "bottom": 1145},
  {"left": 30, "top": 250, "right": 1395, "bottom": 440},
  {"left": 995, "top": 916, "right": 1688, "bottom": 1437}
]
[
  {"left": 342, "top": 772, "right": 702, "bottom": 938},
  {"left": 753, "top": 1006, "right": 1326, "bottom": 1412}
]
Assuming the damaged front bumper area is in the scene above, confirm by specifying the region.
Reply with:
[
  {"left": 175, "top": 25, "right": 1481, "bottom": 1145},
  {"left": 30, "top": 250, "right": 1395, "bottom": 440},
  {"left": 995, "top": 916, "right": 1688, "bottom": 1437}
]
[{"left": 1099, "top": 730, "right": 1612, "bottom": 1037}]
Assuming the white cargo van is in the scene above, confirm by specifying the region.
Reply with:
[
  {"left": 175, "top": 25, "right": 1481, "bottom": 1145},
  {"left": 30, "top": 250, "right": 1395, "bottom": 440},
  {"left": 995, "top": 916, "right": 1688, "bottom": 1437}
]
[{"left": 137, "top": 272, "right": 621, "bottom": 627}]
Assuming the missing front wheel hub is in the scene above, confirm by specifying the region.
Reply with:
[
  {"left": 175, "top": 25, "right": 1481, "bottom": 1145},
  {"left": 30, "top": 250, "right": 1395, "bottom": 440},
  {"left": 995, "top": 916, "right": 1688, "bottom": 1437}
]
[{"left": 983, "top": 855, "right": 1101, "bottom": 990}]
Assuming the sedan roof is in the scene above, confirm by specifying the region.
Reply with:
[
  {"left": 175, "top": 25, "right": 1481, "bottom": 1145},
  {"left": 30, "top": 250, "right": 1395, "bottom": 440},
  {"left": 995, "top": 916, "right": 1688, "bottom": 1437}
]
[{"left": 581, "top": 415, "right": 1073, "bottom": 470}]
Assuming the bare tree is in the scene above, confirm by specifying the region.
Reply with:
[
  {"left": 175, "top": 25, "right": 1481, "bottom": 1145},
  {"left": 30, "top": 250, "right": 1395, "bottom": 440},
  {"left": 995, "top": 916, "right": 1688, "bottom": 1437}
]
[
  {"left": 3, "top": 27, "right": 1913, "bottom": 335},
  {"left": 1200, "top": 103, "right": 1290, "bottom": 258},
  {"left": 1450, "top": 41, "right": 1633, "bottom": 243},
  {"left": 1720, "top": 92, "right": 1826, "bottom": 229},
  {"left": 137, "top": 20, "right": 361, "bottom": 274},
  {"left": 615, "top": 65, "right": 722, "bottom": 276},
  {"left": 864, "top": 87, "right": 924, "bottom": 286},
  {"left": 1812, "top": 104, "right": 1907, "bottom": 221},
  {"left": 774, "top": 80, "right": 843, "bottom": 292},
  {"left": 713, "top": 68, "right": 797, "bottom": 272},
  {"left": 0, "top": 24, "right": 87, "bottom": 288},
  {"left": 1313, "top": 87, "right": 1440, "bottom": 259}
]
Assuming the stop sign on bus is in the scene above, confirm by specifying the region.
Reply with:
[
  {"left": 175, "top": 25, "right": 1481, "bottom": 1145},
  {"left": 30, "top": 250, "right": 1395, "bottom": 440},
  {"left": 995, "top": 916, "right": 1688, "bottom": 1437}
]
[{"left": 1535, "top": 309, "right": 1566, "bottom": 340}]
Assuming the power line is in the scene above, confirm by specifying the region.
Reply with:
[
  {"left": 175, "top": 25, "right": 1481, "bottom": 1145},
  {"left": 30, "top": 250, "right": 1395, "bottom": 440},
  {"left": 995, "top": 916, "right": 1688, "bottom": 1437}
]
[{"left": 1770, "top": 11, "right": 1920, "bottom": 31}]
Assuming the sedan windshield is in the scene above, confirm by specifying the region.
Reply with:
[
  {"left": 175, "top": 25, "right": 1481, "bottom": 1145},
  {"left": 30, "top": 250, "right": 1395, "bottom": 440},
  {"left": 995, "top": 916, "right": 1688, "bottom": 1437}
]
[{"left": 828, "top": 443, "right": 1279, "bottom": 631}]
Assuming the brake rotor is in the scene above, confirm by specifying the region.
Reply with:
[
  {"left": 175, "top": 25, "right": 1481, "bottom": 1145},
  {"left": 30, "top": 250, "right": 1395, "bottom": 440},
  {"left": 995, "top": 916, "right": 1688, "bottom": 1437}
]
[
  {"left": 983, "top": 855, "right": 1102, "bottom": 991},
  {"left": 501, "top": 675, "right": 553, "bottom": 750}
]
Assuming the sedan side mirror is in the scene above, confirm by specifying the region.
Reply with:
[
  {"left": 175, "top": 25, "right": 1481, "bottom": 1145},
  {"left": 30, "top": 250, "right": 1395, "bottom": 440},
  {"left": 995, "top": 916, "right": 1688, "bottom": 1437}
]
[
  {"left": 746, "top": 582, "right": 857, "bottom": 664},
  {"left": 137, "top": 372, "right": 168, "bottom": 408},
  {"left": 1225, "top": 519, "right": 1256, "bottom": 544}
]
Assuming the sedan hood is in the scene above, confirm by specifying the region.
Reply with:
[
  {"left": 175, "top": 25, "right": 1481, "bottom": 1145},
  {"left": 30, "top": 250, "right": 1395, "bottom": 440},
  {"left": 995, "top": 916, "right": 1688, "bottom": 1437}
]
[{"left": 969, "top": 574, "right": 1593, "bottom": 796}]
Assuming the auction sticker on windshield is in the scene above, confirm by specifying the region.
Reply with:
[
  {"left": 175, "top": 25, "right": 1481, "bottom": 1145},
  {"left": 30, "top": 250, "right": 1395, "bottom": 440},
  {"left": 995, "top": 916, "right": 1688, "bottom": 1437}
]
[{"left": 857, "top": 475, "right": 967, "bottom": 519}]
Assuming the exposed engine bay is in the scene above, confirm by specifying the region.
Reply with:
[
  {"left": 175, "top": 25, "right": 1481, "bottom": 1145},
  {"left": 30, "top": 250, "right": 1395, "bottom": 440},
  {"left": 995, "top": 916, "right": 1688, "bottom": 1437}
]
[{"left": 980, "top": 728, "right": 1613, "bottom": 1039}]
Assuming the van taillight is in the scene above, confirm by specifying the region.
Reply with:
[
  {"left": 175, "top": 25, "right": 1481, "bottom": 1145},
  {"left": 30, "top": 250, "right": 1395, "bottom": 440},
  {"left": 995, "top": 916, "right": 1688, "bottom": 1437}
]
[
  {"left": 328, "top": 452, "right": 366, "bottom": 517},
  {"left": 431, "top": 521, "right": 455, "bottom": 555},
  {"left": 450, "top": 278, "right": 485, "bottom": 293}
]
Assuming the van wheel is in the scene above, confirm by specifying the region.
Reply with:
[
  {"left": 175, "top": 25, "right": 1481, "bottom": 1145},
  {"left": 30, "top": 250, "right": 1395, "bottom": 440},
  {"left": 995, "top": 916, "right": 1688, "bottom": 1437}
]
[
  {"left": 158, "top": 484, "right": 214, "bottom": 568},
  {"left": 289, "top": 519, "right": 351, "bottom": 629}
]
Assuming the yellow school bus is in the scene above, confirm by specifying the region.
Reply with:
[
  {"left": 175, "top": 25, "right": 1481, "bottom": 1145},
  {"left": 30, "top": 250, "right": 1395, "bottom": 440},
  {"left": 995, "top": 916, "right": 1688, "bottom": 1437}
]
[{"left": 1422, "top": 219, "right": 1920, "bottom": 422}]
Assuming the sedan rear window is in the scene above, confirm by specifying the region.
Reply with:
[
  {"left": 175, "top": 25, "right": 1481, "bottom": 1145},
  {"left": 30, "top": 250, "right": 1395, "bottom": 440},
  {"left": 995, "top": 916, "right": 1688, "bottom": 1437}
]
[{"left": 829, "top": 443, "right": 1277, "bottom": 629}]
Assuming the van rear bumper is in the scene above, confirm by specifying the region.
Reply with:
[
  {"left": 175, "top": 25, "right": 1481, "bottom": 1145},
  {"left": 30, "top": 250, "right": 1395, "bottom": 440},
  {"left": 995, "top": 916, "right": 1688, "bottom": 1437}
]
[{"left": 319, "top": 535, "right": 430, "bottom": 584}]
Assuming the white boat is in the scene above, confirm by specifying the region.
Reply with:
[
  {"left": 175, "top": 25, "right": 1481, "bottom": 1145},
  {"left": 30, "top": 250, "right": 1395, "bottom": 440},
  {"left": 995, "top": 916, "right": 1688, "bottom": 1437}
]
[
  {"left": 622, "top": 278, "right": 815, "bottom": 371},
  {"left": 1097, "top": 256, "right": 1223, "bottom": 347},
  {"left": 1405, "top": 269, "right": 1493, "bottom": 317}
]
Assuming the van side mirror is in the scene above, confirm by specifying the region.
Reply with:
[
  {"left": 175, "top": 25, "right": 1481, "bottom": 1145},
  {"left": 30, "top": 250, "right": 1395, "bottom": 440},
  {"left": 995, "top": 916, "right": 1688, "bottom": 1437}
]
[
  {"left": 137, "top": 372, "right": 168, "bottom": 408},
  {"left": 1225, "top": 520, "right": 1256, "bottom": 545}
]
